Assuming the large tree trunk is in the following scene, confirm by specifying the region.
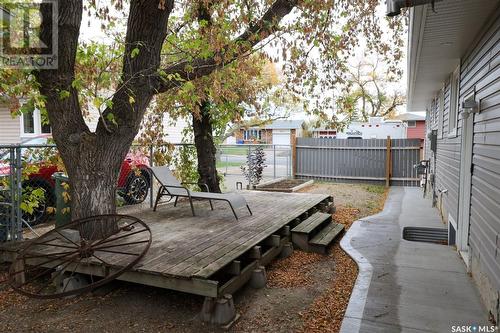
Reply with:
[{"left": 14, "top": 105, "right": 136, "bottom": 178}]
[
  {"left": 36, "top": 1, "right": 173, "bottom": 239},
  {"left": 192, "top": 102, "right": 221, "bottom": 193},
  {"left": 67, "top": 136, "right": 132, "bottom": 239},
  {"left": 33, "top": 0, "right": 296, "bottom": 238}
]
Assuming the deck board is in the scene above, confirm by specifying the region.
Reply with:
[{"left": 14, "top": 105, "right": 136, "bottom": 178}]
[
  {"left": 1, "top": 191, "right": 330, "bottom": 296},
  {"left": 122, "top": 191, "right": 329, "bottom": 279}
]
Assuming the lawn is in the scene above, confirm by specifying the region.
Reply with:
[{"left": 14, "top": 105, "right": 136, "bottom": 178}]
[
  {"left": 0, "top": 182, "right": 387, "bottom": 333},
  {"left": 219, "top": 146, "right": 251, "bottom": 156},
  {"left": 219, "top": 146, "right": 270, "bottom": 156},
  {"left": 216, "top": 160, "right": 243, "bottom": 168}
]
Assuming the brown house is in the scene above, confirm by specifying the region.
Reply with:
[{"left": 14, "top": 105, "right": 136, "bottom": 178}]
[{"left": 233, "top": 120, "right": 304, "bottom": 145}]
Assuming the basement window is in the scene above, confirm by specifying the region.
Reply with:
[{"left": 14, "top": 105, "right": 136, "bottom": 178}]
[{"left": 448, "top": 66, "right": 460, "bottom": 137}]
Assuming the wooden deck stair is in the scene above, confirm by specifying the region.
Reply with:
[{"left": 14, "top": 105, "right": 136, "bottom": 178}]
[{"left": 291, "top": 212, "right": 344, "bottom": 254}]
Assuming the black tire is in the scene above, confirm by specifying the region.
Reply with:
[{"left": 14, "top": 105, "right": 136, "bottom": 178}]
[
  {"left": 122, "top": 172, "right": 150, "bottom": 205},
  {"left": 22, "top": 181, "right": 55, "bottom": 226}
]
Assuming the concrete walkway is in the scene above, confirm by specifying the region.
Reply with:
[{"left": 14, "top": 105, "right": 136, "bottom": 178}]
[{"left": 340, "top": 187, "right": 489, "bottom": 333}]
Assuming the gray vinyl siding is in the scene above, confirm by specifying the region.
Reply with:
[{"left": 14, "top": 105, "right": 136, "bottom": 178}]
[
  {"left": 467, "top": 15, "right": 500, "bottom": 291},
  {"left": 0, "top": 106, "right": 21, "bottom": 144},
  {"left": 431, "top": 77, "right": 461, "bottom": 223},
  {"left": 430, "top": 11, "right": 500, "bottom": 292}
]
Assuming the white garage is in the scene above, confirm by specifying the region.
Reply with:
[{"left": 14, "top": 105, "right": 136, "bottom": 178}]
[
  {"left": 239, "top": 119, "right": 304, "bottom": 145},
  {"left": 272, "top": 129, "right": 291, "bottom": 146}
]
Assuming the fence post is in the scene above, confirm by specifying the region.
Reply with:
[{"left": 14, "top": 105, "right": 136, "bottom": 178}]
[
  {"left": 385, "top": 136, "right": 392, "bottom": 188},
  {"left": 9, "top": 147, "right": 15, "bottom": 240},
  {"left": 292, "top": 136, "right": 297, "bottom": 179},
  {"left": 149, "top": 144, "right": 154, "bottom": 209},
  {"left": 273, "top": 145, "right": 276, "bottom": 179},
  {"left": 15, "top": 146, "right": 22, "bottom": 240},
  {"left": 247, "top": 145, "right": 251, "bottom": 188}
]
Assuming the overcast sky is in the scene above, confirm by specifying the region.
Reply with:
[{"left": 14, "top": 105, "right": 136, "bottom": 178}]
[{"left": 80, "top": 3, "right": 415, "bottom": 120}]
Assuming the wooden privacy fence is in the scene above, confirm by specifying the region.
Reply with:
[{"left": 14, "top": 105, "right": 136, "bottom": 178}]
[{"left": 294, "top": 138, "right": 422, "bottom": 186}]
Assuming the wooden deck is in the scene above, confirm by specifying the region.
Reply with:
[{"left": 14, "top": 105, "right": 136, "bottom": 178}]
[{"left": 1, "top": 191, "right": 332, "bottom": 298}]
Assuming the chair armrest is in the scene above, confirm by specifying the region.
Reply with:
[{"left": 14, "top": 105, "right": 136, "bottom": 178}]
[
  {"left": 162, "top": 185, "right": 191, "bottom": 196},
  {"left": 181, "top": 182, "right": 210, "bottom": 192}
]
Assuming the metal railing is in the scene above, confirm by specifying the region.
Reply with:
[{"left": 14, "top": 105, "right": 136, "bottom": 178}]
[
  {"left": 217, "top": 144, "right": 292, "bottom": 186},
  {"left": 0, "top": 143, "right": 292, "bottom": 241}
]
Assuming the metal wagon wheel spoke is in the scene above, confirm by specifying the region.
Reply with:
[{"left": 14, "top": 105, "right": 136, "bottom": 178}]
[
  {"left": 91, "top": 227, "right": 149, "bottom": 248},
  {"left": 9, "top": 214, "right": 151, "bottom": 299}
]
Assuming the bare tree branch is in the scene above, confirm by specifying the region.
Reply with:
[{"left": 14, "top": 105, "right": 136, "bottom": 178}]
[{"left": 153, "top": 0, "right": 298, "bottom": 93}]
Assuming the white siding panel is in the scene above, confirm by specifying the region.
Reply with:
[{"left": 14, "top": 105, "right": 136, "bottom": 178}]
[{"left": 0, "top": 107, "right": 20, "bottom": 144}]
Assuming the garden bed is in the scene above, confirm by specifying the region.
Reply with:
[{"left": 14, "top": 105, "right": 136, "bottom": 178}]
[{"left": 256, "top": 178, "right": 314, "bottom": 193}]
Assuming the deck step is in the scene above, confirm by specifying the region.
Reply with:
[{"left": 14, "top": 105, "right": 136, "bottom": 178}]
[
  {"left": 308, "top": 223, "right": 345, "bottom": 254},
  {"left": 291, "top": 212, "right": 332, "bottom": 234},
  {"left": 291, "top": 212, "right": 332, "bottom": 251}
]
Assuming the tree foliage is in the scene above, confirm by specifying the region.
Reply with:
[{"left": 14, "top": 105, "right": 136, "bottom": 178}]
[
  {"left": 0, "top": 0, "right": 406, "bottom": 221},
  {"left": 336, "top": 58, "right": 406, "bottom": 122}
]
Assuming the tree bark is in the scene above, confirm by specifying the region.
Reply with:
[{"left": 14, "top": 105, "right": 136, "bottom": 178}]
[
  {"left": 36, "top": 0, "right": 173, "bottom": 238},
  {"left": 192, "top": 102, "right": 221, "bottom": 193},
  {"left": 34, "top": 0, "right": 296, "bottom": 238}
]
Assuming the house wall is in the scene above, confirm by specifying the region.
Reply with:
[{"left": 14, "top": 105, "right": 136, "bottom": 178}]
[
  {"left": 262, "top": 129, "right": 272, "bottom": 144},
  {"left": 426, "top": 12, "right": 500, "bottom": 321},
  {"left": 237, "top": 128, "right": 273, "bottom": 144},
  {"left": 0, "top": 106, "right": 21, "bottom": 144},
  {"left": 161, "top": 115, "right": 190, "bottom": 144},
  {"left": 466, "top": 14, "right": 500, "bottom": 322},
  {"left": 406, "top": 120, "right": 426, "bottom": 140}
]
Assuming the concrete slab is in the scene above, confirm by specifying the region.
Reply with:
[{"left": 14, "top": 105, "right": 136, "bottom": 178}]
[{"left": 340, "top": 187, "right": 489, "bottom": 333}]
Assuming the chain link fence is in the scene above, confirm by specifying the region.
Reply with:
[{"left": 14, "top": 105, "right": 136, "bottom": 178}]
[
  {"left": 0, "top": 143, "right": 60, "bottom": 241},
  {"left": 217, "top": 144, "right": 292, "bottom": 190},
  {"left": 0, "top": 142, "right": 291, "bottom": 241}
]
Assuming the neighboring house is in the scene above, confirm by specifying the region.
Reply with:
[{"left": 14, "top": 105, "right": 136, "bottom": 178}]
[
  {"left": 311, "top": 117, "right": 408, "bottom": 139},
  {"left": 393, "top": 112, "right": 426, "bottom": 141},
  {"left": 234, "top": 119, "right": 304, "bottom": 145},
  {"left": 159, "top": 115, "right": 191, "bottom": 144},
  {"left": 0, "top": 105, "right": 51, "bottom": 144},
  {"left": 311, "top": 128, "right": 337, "bottom": 139},
  {"left": 0, "top": 105, "right": 190, "bottom": 145},
  {"left": 404, "top": 0, "right": 499, "bottom": 322}
]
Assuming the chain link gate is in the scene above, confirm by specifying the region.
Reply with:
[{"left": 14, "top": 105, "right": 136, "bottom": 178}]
[{"left": 0, "top": 146, "right": 24, "bottom": 241}]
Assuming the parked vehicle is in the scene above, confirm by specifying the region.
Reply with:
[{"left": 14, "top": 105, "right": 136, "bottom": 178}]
[{"left": 0, "top": 136, "right": 151, "bottom": 225}]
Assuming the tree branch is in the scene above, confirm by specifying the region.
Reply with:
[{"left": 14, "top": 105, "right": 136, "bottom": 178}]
[
  {"left": 218, "top": 115, "right": 288, "bottom": 142},
  {"left": 96, "top": 0, "right": 174, "bottom": 136},
  {"left": 153, "top": 0, "right": 298, "bottom": 94},
  {"left": 36, "top": 1, "right": 88, "bottom": 145}
]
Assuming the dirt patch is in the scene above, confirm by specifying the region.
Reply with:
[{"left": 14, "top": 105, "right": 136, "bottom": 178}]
[
  {"left": 0, "top": 182, "right": 387, "bottom": 333},
  {"left": 257, "top": 179, "right": 313, "bottom": 193},
  {"left": 298, "top": 243, "right": 358, "bottom": 333},
  {"left": 301, "top": 182, "right": 387, "bottom": 218},
  {"left": 267, "top": 251, "right": 326, "bottom": 288},
  {"left": 259, "top": 179, "right": 309, "bottom": 189}
]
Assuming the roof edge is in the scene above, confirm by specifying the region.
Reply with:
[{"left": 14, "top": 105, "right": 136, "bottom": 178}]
[{"left": 407, "top": 5, "right": 427, "bottom": 112}]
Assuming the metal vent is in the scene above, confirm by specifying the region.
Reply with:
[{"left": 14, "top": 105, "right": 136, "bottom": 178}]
[{"left": 402, "top": 227, "right": 448, "bottom": 245}]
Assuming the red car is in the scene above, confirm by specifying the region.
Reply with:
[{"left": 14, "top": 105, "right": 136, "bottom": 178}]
[{"left": 0, "top": 136, "right": 151, "bottom": 225}]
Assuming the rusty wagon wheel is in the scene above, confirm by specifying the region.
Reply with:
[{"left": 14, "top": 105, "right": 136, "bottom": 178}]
[{"left": 8, "top": 214, "right": 151, "bottom": 299}]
